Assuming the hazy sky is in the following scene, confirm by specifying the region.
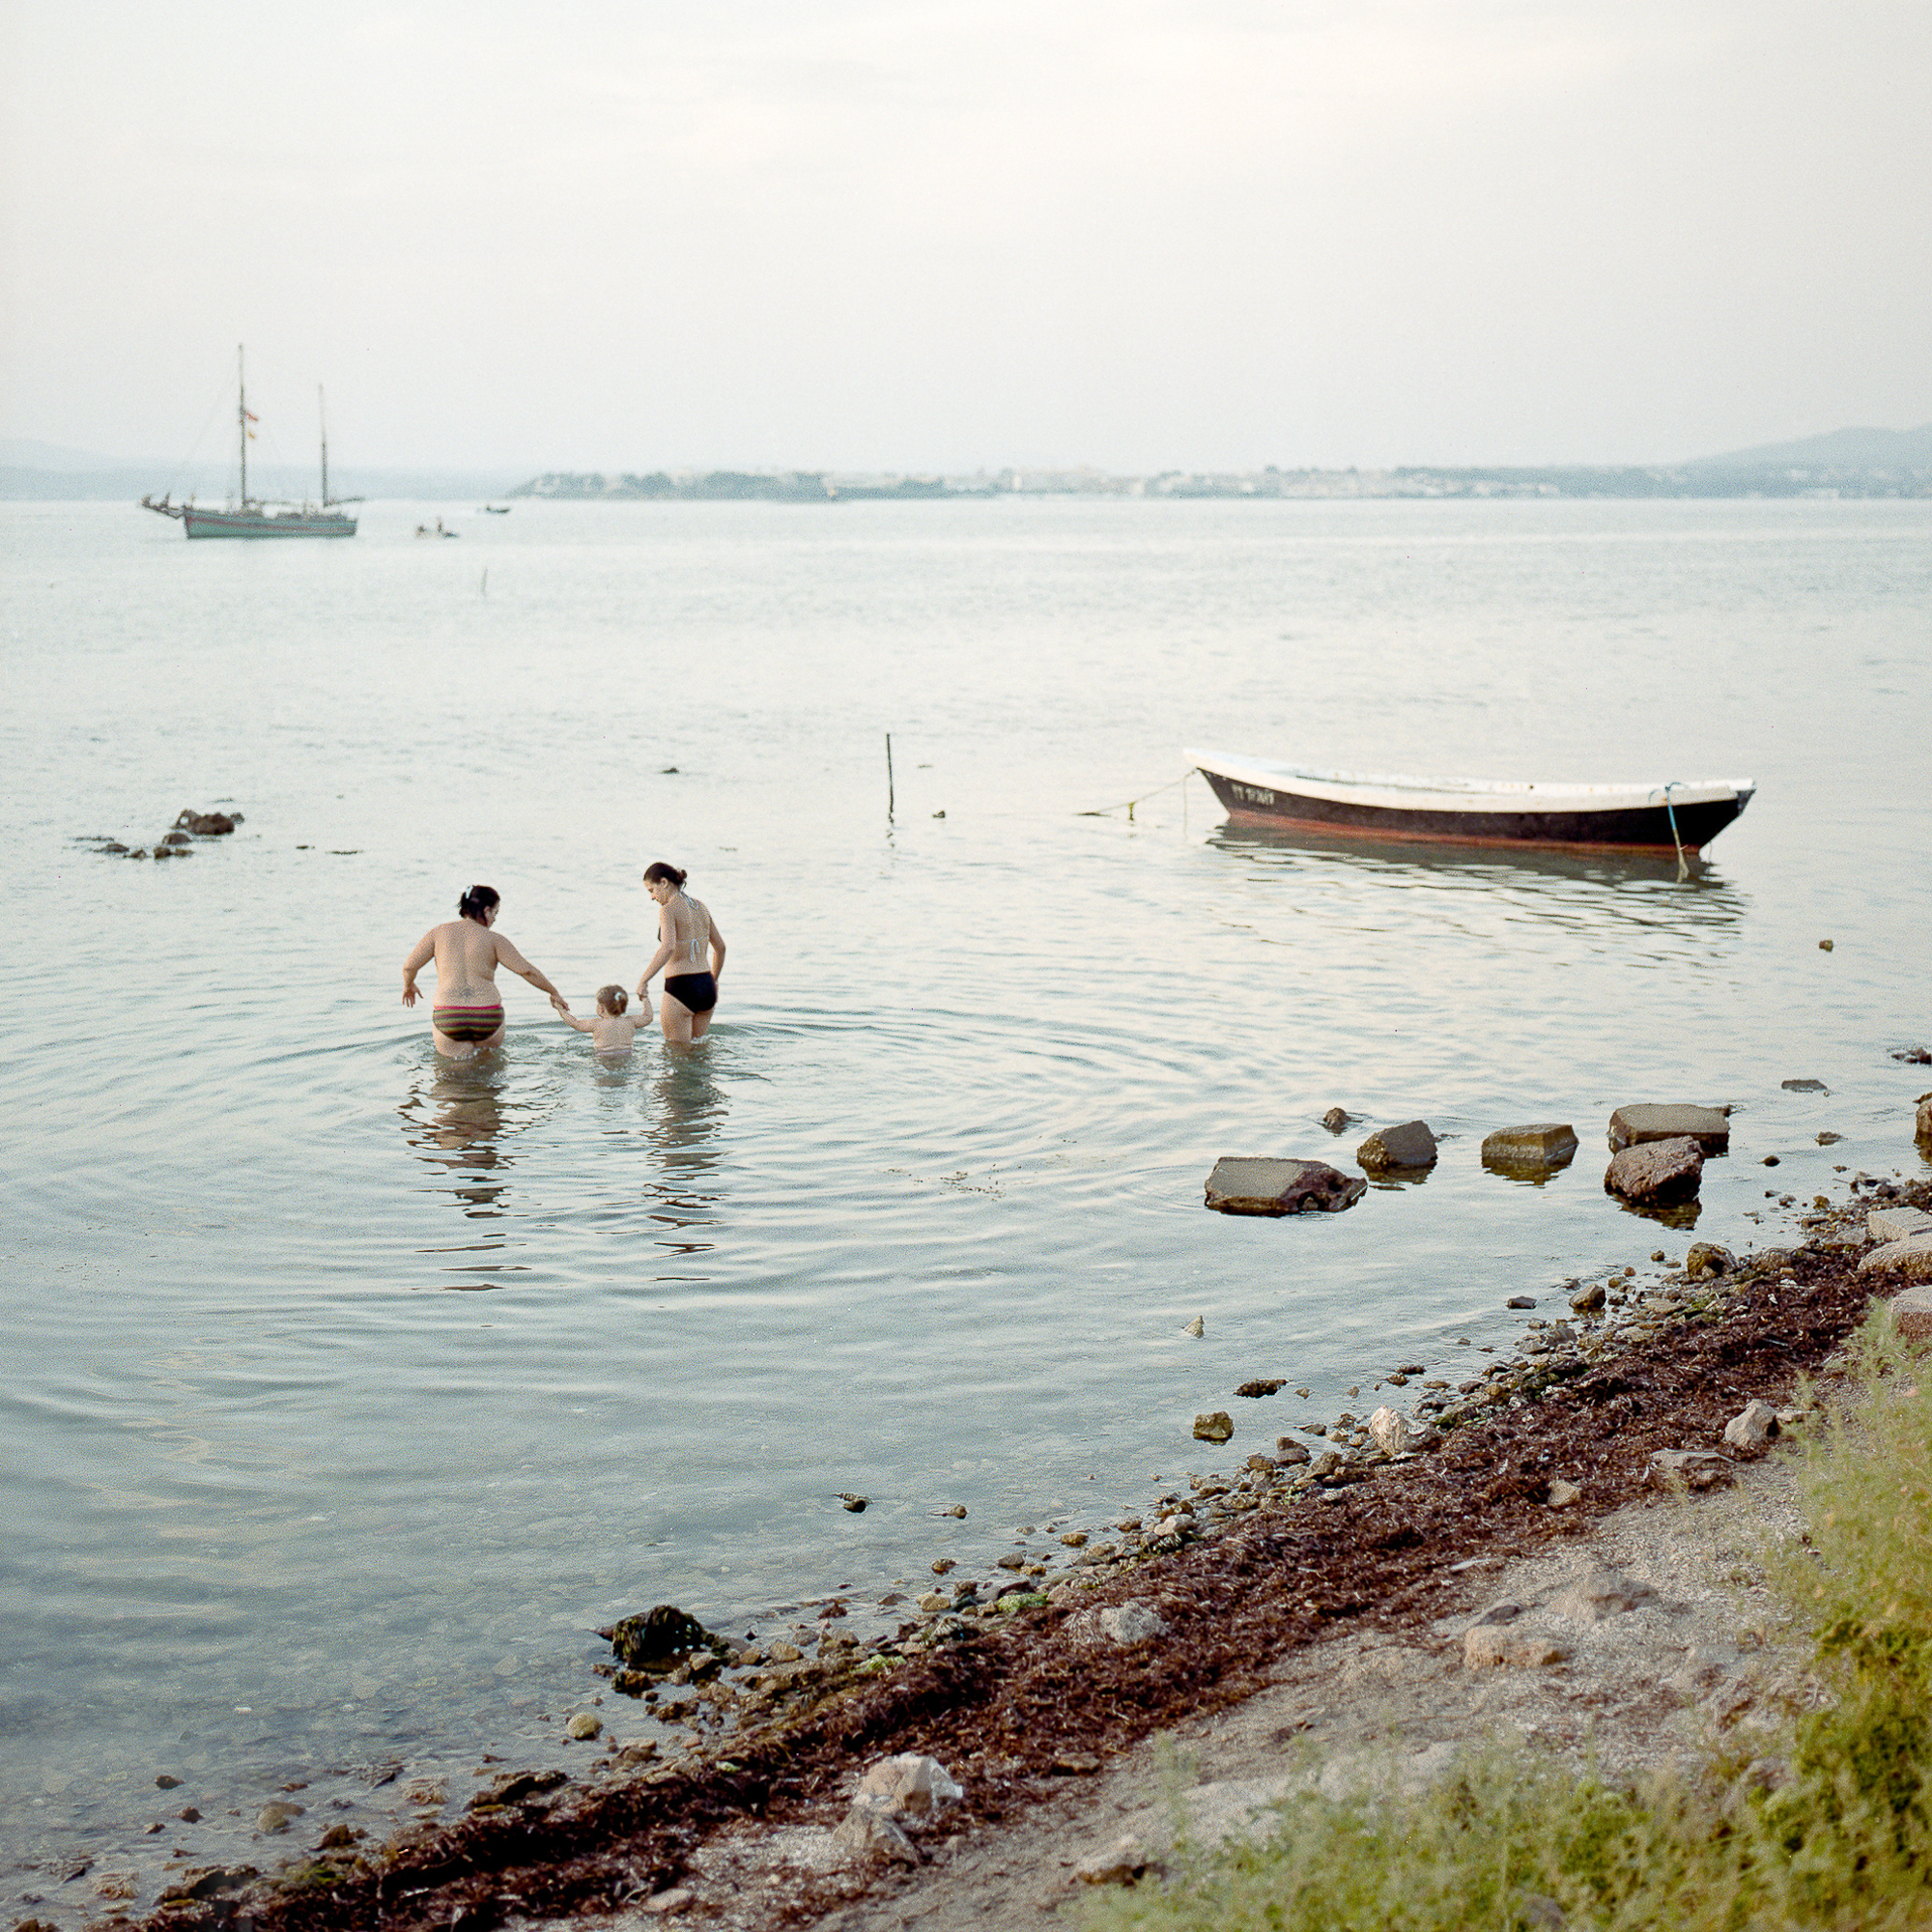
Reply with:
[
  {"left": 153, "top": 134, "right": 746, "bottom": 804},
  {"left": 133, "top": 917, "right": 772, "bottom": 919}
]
[{"left": 3, "top": 0, "right": 1926, "bottom": 473}]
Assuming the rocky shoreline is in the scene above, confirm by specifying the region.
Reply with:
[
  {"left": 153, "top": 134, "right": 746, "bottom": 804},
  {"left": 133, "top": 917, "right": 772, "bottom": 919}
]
[{"left": 102, "top": 1158, "right": 1931, "bottom": 1932}]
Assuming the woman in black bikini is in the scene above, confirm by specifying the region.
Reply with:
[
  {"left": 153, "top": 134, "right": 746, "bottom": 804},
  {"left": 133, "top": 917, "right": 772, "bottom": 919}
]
[
  {"left": 403, "top": 885, "right": 571, "bottom": 1057},
  {"left": 636, "top": 863, "right": 726, "bottom": 1044}
]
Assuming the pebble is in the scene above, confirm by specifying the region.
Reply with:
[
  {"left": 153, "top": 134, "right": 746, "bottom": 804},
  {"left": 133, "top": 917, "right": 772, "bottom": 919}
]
[
  {"left": 1506, "top": 1295, "right": 1536, "bottom": 1310},
  {"left": 1183, "top": 1317, "right": 1205, "bottom": 1338},
  {"left": 565, "top": 1712, "right": 602, "bottom": 1740},
  {"left": 1073, "top": 1833, "right": 1152, "bottom": 1886}
]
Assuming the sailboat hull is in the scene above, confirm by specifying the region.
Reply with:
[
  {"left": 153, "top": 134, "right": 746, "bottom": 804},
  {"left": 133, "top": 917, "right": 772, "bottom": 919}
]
[{"left": 182, "top": 505, "right": 357, "bottom": 539}]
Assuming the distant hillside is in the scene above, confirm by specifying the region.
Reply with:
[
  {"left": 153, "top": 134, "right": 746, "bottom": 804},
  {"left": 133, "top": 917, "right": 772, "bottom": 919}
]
[
  {"left": 1687, "top": 424, "right": 1932, "bottom": 471},
  {"left": 0, "top": 444, "right": 527, "bottom": 502}
]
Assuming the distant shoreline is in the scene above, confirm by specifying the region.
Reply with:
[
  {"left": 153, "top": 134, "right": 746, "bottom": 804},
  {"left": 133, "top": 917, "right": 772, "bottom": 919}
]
[{"left": 510, "top": 463, "right": 1932, "bottom": 504}]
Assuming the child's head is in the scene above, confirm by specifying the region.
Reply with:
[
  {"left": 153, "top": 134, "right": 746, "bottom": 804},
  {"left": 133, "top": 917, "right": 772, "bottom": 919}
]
[{"left": 596, "top": 985, "right": 628, "bottom": 1016}]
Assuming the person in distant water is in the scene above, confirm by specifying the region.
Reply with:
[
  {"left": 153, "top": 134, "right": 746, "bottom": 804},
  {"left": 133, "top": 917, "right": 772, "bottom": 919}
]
[
  {"left": 636, "top": 863, "right": 725, "bottom": 1044},
  {"left": 557, "top": 983, "right": 651, "bottom": 1055},
  {"left": 402, "top": 885, "right": 570, "bottom": 1057}
]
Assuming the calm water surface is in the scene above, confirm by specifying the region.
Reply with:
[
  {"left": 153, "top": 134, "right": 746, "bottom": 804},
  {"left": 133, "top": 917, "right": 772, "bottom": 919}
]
[{"left": 2, "top": 496, "right": 1928, "bottom": 1911}]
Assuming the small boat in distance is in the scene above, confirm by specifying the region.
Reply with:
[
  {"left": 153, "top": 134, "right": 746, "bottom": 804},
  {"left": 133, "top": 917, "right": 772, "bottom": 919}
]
[
  {"left": 1188, "top": 749, "right": 1754, "bottom": 856},
  {"left": 480, "top": 504, "right": 511, "bottom": 514},
  {"left": 142, "top": 347, "right": 358, "bottom": 539}
]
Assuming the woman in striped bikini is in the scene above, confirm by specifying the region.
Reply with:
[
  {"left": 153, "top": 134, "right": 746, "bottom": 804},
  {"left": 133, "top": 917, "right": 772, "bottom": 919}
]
[{"left": 402, "top": 885, "right": 571, "bottom": 1057}]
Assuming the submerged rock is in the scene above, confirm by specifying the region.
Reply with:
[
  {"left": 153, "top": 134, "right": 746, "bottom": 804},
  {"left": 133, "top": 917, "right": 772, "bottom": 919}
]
[
  {"left": 1192, "top": 1411, "right": 1234, "bottom": 1443},
  {"left": 1205, "top": 1157, "right": 1366, "bottom": 1215},
  {"left": 1321, "top": 1106, "right": 1351, "bottom": 1133}
]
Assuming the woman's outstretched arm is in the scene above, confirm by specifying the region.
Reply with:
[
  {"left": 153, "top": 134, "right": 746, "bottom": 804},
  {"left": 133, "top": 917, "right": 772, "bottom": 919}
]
[
  {"left": 492, "top": 933, "right": 568, "bottom": 1009},
  {"left": 402, "top": 930, "right": 436, "bottom": 1006}
]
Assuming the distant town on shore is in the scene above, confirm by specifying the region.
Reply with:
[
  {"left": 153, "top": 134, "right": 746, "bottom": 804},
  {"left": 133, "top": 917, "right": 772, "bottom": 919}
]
[
  {"left": 510, "top": 426, "right": 1932, "bottom": 504},
  {"left": 3, "top": 423, "right": 1927, "bottom": 503}
]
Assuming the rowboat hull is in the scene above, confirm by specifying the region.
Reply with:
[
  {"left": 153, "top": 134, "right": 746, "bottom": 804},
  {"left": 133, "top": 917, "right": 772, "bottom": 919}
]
[{"left": 1189, "top": 750, "right": 1754, "bottom": 855}]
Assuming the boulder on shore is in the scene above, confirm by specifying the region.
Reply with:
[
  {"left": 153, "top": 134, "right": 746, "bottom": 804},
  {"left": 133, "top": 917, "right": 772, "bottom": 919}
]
[
  {"left": 1356, "top": 1120, "right": 1438, "bottom": 1175},
  {"left": 1606, "top": 1104, "right": 1731, "bottom": 1154},
  {"left": 1860, "top": 1236, "right": 1932, "bottom": 1284},
  {"left": 1205, "top": 1157, "right": 1366, "bottom": 1215},
  {"left": 1890, "top": 1286, "right": 1932, "bottom": 1344},
  {"left": 1722, "top": 1401, "right": 1780, "bottom": 1453},
  {"left": 1481, "top": 1123, "right": 1578, "bottom": 1173},
  {"left": 1685, "top": 1241, "right": 1734, "bottom": 1279},
  {"left": 1605, "top": 1136, "right": 1704, "bottom": 1206},
  {"left": 1918, "top": 1093, "right": 1932, "bottom": 1145}
]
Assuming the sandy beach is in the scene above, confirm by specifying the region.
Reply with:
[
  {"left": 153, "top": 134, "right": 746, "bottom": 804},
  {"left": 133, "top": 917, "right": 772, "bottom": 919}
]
[{"left": 98, "top": 1147, "right": 1930, "bottom": 1932}]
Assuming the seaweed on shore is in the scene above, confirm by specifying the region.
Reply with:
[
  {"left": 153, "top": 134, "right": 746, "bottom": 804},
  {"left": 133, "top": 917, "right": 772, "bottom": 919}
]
[{"left": 133, "top": 1184, "right": 1927, "bottom": 1932}]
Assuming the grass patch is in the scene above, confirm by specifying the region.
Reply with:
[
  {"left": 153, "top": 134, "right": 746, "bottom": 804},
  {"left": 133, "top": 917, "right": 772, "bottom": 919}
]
[{"left": 1085, "top": 1307, "right": 1932, "bottom": 1932}]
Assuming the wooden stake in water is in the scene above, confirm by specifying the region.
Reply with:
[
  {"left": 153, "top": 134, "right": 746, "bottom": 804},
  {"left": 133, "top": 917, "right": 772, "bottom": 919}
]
[
  {"left": 480, "top": 568, "right": 488, "bottom": 596},
  {"left": 886, "top": 732, "right": 895, "bottom": 819}
]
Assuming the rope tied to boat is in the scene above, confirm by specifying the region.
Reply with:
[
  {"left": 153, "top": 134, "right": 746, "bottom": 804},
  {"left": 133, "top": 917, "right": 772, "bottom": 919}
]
[
  {"left": 1076, "top": 770, "right": 1194, "bottom": 821},
  {"left": 1661, "top": 781, "right": 1687, "bottom": 879}
]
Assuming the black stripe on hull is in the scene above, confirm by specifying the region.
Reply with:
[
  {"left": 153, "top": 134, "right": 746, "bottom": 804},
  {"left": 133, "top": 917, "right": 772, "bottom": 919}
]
[{"left": 1198, "top": 771, "right": 1746, "bottom": 854}]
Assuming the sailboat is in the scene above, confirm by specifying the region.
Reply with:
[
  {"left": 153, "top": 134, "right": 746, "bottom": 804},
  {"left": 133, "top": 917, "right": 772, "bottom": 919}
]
[{"left": 142, "top": 347, "right": 360, "bottom": 539}]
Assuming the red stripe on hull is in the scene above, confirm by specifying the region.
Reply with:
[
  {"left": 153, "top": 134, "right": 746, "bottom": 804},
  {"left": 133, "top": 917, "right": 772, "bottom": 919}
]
[{"left": 1220, "top": 805, "right": 1698, "bottom": 857}]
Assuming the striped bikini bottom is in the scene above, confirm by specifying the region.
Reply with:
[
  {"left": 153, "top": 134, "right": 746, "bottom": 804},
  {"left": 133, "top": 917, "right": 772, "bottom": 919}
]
[{"left": 433, "top": 1001, "right": 504, "bottom": 1043}]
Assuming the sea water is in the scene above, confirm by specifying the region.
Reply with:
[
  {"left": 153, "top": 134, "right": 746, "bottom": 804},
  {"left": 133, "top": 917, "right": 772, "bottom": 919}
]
[{"left": 2, "top": 495, "right": 1928, "bottom": 1907}]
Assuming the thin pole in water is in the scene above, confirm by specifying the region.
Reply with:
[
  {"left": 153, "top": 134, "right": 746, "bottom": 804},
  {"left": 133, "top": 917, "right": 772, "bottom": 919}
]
[
  {"left": 886, "top": 732, "right": 895, "bottom": 818},
  {"left": 480, "top": 568, "right": 488, "bottom": 596}
]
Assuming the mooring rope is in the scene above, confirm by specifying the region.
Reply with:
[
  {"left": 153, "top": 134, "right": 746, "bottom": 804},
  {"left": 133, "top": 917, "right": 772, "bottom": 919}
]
[
  {"left": 1076, "top": 769, "right": 1194, "bottom": 821},
  {"left": 1661, "top": 781, "right": 1687, "bottom": 878}
]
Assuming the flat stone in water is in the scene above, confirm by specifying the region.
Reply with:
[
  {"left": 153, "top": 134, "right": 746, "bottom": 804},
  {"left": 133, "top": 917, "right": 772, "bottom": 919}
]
[
  {"left": 1481, "top": 1122, "right": 1578, "bottom": 1172},
  {"left": 1606, "top": 1104, "right": 1731, "bottom": 1153},
  {"left": 1204, "top": 1157, "right": 1366, "bottom": 1215}
]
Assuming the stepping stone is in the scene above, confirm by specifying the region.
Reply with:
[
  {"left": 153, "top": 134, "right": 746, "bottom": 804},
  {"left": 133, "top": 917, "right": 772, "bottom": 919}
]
[
  {"left": 1482, "top": 1123, "right": 1578, "bottom": 1173},
  {"left": 1205, "top": 1158, "right": 1366, "bottom": 1215},
  {"left": 1606, "top": 1104, "right": 1730, "bottom": 1153}
]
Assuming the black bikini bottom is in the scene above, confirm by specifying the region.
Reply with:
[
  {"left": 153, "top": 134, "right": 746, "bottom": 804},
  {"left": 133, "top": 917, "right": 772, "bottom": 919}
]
[{"left": 662, "top": 973, "right": 718, "bottom": 1014}]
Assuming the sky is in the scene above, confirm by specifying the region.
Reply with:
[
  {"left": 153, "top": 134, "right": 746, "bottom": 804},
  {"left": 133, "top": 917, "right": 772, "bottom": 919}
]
[{"left": 2, "top": 0, "right": 1927, "bottom": 474}]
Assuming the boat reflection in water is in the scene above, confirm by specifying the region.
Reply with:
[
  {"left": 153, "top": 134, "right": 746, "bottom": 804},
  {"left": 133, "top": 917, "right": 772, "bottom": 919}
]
[{"left": 1206, "top": 818, "right": 1749, "bottom": 927}]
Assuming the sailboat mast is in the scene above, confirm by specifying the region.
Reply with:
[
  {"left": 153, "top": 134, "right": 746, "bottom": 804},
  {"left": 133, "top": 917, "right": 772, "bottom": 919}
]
[
  {"left": 237, "top": 344, "right": 248, "bottom": 506},
  {"left": 319, "top": 385, "right": 328, "bottom": 506}
]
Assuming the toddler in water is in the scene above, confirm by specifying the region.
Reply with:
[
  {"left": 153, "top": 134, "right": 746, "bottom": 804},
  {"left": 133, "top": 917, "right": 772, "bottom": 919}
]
[{"left": 559, "top": 984, "right": 651, "bottom": 1053}]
